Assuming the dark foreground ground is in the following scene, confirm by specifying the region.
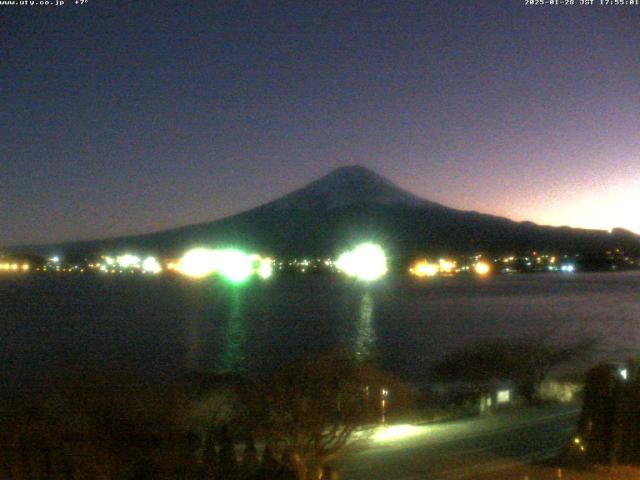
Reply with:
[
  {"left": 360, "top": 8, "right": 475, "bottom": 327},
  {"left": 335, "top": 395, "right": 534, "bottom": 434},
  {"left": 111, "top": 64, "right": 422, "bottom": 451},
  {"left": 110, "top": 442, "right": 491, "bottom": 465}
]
[{"left": 462, "top": 466, "right": 640, "bottom": 479}]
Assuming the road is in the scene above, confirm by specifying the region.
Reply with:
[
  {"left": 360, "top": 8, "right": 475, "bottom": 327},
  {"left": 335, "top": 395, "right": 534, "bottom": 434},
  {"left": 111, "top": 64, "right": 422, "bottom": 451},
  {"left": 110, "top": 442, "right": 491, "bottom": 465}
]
[{"left": 337, "top": 404, "right": 580, "bottom": 480}]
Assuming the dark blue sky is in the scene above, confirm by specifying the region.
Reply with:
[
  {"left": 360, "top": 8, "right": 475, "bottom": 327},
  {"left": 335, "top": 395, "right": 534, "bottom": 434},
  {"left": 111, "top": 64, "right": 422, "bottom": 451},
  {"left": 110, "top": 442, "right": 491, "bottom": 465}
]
[{"left": 1, "top": 0, "right": 638, "bottom": 246}]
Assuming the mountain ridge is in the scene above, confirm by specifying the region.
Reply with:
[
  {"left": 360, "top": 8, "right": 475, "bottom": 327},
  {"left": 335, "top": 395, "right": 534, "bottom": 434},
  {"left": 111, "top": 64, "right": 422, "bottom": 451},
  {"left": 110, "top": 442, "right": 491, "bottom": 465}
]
[{"left": 5, "top": 166, "right": 640, "bottom": 260}]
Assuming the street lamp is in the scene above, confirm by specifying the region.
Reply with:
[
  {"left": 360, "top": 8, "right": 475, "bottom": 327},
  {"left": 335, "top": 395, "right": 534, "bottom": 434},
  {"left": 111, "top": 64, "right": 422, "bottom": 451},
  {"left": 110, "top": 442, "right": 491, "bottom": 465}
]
[{"left": 381, "top": 388, "right": 389, "bottom": 424}]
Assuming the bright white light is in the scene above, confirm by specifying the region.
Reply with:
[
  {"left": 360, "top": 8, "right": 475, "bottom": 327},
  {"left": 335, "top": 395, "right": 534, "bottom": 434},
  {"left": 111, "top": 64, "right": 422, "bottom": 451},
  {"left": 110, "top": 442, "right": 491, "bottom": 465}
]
[
  {"left": 372, "top": 424, "right": 425, "bottom": 443},
  {"left": 412, "top": 260, "right": 439, "bottom": 277},
  {"left": 336, "top": 243, "right": 387, "bottom": 281},
  {"left": 142, "top": 256, "right": 162, "bottom": 274},
  {"left": 497, "top": 389, "right": 511, "bottom": 404},
  {"left": 50, "top": 256, "right": 60, "bottom": 263},
  {"left": 257, "top": 258, "right": 273, "bottom": 279},
  {"left": 117, "top": 254, "right": 141, "bottom": 269},
  {"left": 620, "top": 368, "right": 628, "bottom": 380},
  {"left": 561, "top": 264, "right": 575, "bottom": 273},
  {"left": 438, "top": 259, "right": 456, "bottom": 273},
  {"left": 177, "top": 248, "right": 220, "bottom": 279},
  {"left": 474, "top": 261, "right": 491, "bottom": 275},
  {"left": 216, "top": 249, "right": 253, "bottom": 283},
  {"left": 177, "top": 248, "right": 255, "bottom": 282}
]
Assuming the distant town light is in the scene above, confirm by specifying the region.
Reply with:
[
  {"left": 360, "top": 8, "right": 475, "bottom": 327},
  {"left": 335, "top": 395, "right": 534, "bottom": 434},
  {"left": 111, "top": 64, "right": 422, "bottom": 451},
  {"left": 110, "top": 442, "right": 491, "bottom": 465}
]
[
  {"left": 258, "top": 258, "right": 273, "bottom": 279},
  {"left": 142, "top": 256, "right": 162, "bottom": 274},
  {"left": 474, "top": 261, "right": 491, "bottom": 275},
  {"left": 117, "top": 254, "right": 141, "bottom": 269},
  {"left": 410, "top": 259, "right": 438, "bottom": 277},
  {"left": 177, "top": 247, "right": 256, "bottom": 282},
  {"left": 178, "top": 248, "right": 220, "bottom": 279},
  {"left": 336, "top": 243, "right": 388, "bottom": 281},
  {"left": 216, "top": 249, "right": 253, "bottom": 284},
  {"left": 560, "top": 264, "right": 575, "bottom": 273},
  {"left": 438, "top": 259, "right": 456, "bottom": 273}
]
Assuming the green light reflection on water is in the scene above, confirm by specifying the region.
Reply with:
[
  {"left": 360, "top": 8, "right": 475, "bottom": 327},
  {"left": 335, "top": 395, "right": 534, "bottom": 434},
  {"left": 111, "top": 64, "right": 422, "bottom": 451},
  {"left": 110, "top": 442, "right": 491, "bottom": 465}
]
[
  {"left": 354, "top": 291, "right": 376, "bottom": 359},
  {"left": 219, "top": 286, "right": 247, "bottom": 372}
]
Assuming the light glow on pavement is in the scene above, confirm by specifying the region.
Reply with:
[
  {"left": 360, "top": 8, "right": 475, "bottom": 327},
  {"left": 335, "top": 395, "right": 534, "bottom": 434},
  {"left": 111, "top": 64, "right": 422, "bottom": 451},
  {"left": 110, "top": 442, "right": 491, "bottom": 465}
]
[{"left": 372, "top": 424, "right": 428, "bottom": 443}]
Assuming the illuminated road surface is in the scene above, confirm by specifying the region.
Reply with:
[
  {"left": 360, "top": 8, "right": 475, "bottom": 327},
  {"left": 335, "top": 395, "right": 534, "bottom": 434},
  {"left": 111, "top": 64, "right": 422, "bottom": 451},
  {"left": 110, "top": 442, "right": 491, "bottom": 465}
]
[{"left": 338, "top": 404, "right": 580, "bottom": 480}]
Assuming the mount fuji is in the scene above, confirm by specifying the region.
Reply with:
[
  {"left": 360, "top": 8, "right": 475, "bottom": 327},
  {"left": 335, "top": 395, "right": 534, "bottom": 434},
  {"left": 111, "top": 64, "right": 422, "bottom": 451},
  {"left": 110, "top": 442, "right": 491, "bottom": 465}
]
[{"left": 10, "top": 166, "right": 640, "bottom": 262}]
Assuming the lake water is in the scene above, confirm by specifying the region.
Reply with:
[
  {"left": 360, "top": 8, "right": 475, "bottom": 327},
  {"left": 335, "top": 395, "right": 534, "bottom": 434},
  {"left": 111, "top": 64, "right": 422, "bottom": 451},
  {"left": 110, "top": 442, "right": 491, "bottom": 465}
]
[{"left": 2, "top": 272, "right": 639, "bottom": 390}]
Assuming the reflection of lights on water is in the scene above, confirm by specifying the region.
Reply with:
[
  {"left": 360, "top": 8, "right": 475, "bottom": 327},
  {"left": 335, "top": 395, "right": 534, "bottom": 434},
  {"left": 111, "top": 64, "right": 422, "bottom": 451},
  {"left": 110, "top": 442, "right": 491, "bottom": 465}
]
[
  {"left": 336, "top": 243, "right": 387, "bottom": 281},
  {"left": 220, "top": 288, "right": 247, "bottom": 371},
  {"left": 355, "top": 292, "right": 375, "bottom": 358},
  {"left": 474, "top": 261, "right": 491, "bottom": 275}
]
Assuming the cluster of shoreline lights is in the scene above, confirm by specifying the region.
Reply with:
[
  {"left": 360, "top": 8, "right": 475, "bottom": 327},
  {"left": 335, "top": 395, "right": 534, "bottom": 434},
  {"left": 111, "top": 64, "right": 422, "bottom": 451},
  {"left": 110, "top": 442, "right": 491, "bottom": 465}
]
[
  {"left": 98, "top": 254, "right": 163, "bottom": 275},
  {"left": 408, "top": 257, "right": 492, "bottom": 277},
  {"left": 173, "top": 248, "right": 274, "bottom": 282},
  {"left": 174, "top": 244, "right": 496, "bottom": 282},
  {"left": 79, "top": 249, "right": 273, "bottom": 283},
  {"left": 88, "top": 243, "right": 391, "bottom": 283},
  {"left": 175, "top": 243, "right": 388, "bottom": 282},
  {"left": 5, "top": 243, "right": 581, "bottom": 281},
  {"left": 0, "top": 262, "right": 30, "bottom": 272},
  {"left": 91, "top": 243, "right": 494, "bottom": 283}
]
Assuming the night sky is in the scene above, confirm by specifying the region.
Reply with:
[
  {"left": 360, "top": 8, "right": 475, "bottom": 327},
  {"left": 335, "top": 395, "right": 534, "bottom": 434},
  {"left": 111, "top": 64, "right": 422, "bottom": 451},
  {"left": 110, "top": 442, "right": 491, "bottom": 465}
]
[{"left": 2, "top": 0, "right": 638, "bottom": 246}]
